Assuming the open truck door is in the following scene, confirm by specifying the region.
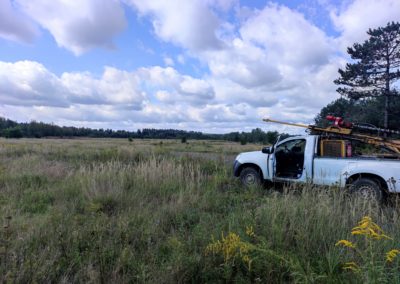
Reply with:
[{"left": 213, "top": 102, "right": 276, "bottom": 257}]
[{"left": 270, "top": 136, "right": 315, "bottom": 183}]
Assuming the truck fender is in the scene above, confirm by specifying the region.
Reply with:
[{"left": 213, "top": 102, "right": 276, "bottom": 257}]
[
  {"left": 341, "top": 167, "right": 390, "bottom": 192},
  {"left": 233, "top": 151, "right": 269, "bottom": 180}
]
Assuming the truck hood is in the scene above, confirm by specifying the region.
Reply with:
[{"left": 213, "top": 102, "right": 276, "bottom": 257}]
[{"left": 235, "top": 151, "right": 266, "bottom": 163}]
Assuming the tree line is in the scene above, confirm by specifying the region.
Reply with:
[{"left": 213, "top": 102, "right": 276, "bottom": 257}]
[{"left": 0, "top": 117, "right": 285, "bottom": 145}]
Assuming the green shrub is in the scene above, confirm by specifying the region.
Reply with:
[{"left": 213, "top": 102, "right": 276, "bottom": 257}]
[
  {"left": 19, "top": 190, "right": 54, "bottom": 214},
  {"left": 3, "top": 127, "right": 23, "bottom": 138}
]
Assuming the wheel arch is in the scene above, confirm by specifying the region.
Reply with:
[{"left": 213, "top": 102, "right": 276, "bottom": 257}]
[
  {"left": 236, "top": 163, "right": 264, "bottom": 179},
  {"left": 346, "top": 173, "right": 388, "bottom": 193}
]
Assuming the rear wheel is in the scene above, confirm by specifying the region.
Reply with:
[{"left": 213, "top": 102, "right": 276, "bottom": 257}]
[
  {"left": 240, "top": 167, "right": 261, "bottom": 187},
  {"left": 350, "top": 178, "right": 383, "bottom": 202}
]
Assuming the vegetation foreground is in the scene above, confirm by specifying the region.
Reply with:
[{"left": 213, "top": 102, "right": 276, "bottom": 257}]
[{"left": 0, "top": 138, "right": 399, "bottom": 283}]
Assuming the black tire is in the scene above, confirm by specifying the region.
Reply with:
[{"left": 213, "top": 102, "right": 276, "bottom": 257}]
[
  {"left": 240, "top": 167, "right": 261, "bottom": 187},
  {"left": 350, "top": 178, "right": 383, "bottom": 202}
]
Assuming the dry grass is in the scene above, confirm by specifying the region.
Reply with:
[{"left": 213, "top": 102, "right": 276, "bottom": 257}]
[{"left": 0, "top": 138, "right": 399, "bottom": 283}]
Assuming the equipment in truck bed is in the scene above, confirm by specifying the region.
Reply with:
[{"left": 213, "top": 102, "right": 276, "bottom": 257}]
[
  {"left": 320, "top": 140, "right": 352, "bottom": 158},
  {"left": 263, "top": 117, "right": 400, "bottom": 155}
]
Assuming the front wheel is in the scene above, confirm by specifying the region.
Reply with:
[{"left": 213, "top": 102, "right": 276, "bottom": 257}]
[
  {"left": 240, "top": 167, "right": 261, "bottom": 187},
  {"left": 349, "top": 178, "right": 383, "bottom": 202}
]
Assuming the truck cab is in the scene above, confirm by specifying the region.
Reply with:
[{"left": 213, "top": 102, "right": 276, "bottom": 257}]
[{"left": 233, "top": 135, "right": 316, "bottom": 185}]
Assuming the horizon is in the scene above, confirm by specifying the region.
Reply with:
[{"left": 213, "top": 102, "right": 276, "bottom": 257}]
[{"left": 1, "top": 115, "right": 309, "bottom": 136}]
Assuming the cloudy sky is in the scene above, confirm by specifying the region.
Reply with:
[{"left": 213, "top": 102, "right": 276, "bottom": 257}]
[{"left": 0, "top": 0, "right": 399, "bottom": 133}]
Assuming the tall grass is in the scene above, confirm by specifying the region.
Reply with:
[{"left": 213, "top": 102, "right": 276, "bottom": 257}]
[{"left": 0, "top": 138, "right": 399, "bottom": 283}]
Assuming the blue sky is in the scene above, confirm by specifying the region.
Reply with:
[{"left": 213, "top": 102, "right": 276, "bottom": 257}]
[
  {"left": 0, "top": 0, "right": 399, "bottom": 133},
  {"left": 1, "top": 7, "right": 176, "bottom": 75}
]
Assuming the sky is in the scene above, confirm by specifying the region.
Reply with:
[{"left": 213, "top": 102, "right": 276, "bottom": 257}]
[{"left": 0, "top": 0, "right": 399, "bottom": 134}]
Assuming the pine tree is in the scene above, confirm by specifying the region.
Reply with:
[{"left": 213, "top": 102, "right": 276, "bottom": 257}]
[{"left": 334, "top": 22, "right": 400, "bottom": 129}]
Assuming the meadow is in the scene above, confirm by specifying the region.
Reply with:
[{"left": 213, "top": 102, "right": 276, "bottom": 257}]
[{"left": 0, "top": 138, "right": 399, "bottom": 283}]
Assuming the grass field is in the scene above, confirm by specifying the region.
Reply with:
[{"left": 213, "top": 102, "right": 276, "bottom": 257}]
[{"left": 0, "top": 138, "right": 399, "bottom": 283}]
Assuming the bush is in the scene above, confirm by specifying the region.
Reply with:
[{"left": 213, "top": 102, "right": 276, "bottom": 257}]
[{"left": 3, "top": 127, "right": 23, "bottom": 138}]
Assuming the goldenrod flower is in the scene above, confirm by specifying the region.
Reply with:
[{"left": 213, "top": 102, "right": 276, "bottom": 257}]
[
  {"left": 351, "top": 216, "right": 393, "bottom": 240},
  {"left": 343, "top": 262, "right": 360, "bottom": 272},
  {"left": 242, "top": 254, "right": 252, "bottom": 270},
  {"left": 205, "top": 231, "right": 253, "bottom": 268},
  {"left": 246, "top": 225, "right": 255, "bottom": 237},
  {"left": 386, "top": 249, "right": 400, "bottom": 263},
  {"left": 335, "top": 239, "right": 356, "bottom": 249}
]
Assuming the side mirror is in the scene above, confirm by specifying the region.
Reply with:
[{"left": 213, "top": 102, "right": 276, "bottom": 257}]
[{"left": 262, "top": 146, "right": 273, "bottom": 154}]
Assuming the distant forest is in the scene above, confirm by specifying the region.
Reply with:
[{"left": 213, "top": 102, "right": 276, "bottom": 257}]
[{"left": 0, "top": 117, "right": 286, "bottom": 145}]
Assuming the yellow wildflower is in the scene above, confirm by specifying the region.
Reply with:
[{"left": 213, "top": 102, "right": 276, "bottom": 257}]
[
  {"left": 335, "top": 239, "right": 356, "bottom": 249},
  {"left": 343, "top": 262, "right": 360, "bottom": 272},
  {"left": 351, "top": 216, "right": 393, "bottom": 240},
  {"left": 386, "top": 249, "right": 400, "bottom": 263},
  {"left": 246, "top": 225, "right": 255, "bottom": 237},
  {"left": 205, "top": 237, "right": 221, "bottom": 255},
  {"left": 222, "top": 232, "right": 241, "bottom": 260},
  {"left": 242, "top": 255, "right": 252, "bottom": 270},
  {"left": 205, "top": 231, "right": 253, "bottom": 269}
]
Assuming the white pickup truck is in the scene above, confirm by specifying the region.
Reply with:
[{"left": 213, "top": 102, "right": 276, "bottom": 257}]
[{"left": 233, "top": 135, "right": 400, "bottom": 200}]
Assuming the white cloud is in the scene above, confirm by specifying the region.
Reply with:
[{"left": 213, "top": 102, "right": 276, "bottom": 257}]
[
  {"left": 140, "top": 66, "right": 216, "bottom": 105},
  {"left": 205, "top": 3, "right": 334, "bottom": 89},
  {"left": 163, "top": 56, "right": 174, "bottom": 66},
  {"left": 239, "top": 4, "right": 333, "bottom": 68},
  {"left": 16, "top": 0, "right": 127, "bottom": 55},
  {"left": 0, "top": 0, "right": 38, "bottom": 43},
  {"left": 331, "top": 0, "right": 400, "bottom": 51},
  {"left": 0, "top": 61, "right": 68, "bottom": 107},
  {"left": 61, "top": 67, "right": 145, "bottom": 107},
  {"left": 125, "top": 0, "right": 223, "bottom": 51},
  {"left": 192, "top": 103, "right": 255, "bottom": 123},
  {"left": 140, "top": 66, "right": 180, "bottom": 86},
  {"left": 0, "top": 61, "right": 145, "bottom": 108},
  {"left": 0, "top": 61, "right": 222, "bottom": 130},
  {"left": 206, "top": 38, "right": 283, "bottom": 89},
  {"left": 200, "top": 3, "right": 339, "bottom": 119},
  {"left": 179, "top": 77, "right": 213, "bottom": 99},
  {"left": 209, "top": 78, "right": 279, "bottom": 107}
]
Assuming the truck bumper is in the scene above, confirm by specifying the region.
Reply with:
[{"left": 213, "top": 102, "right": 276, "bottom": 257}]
[{"left": 233, "top": 160, "right": 242, "bottom": 177}]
